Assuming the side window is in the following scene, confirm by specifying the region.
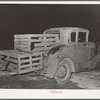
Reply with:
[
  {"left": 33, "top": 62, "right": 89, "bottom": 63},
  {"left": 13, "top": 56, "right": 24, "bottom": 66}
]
[
  {"left": 78, "top": 32, "right": 86, "bottom": 42},
  {"left": 71, "top": 32, "right": 76, "bottom": 42}
]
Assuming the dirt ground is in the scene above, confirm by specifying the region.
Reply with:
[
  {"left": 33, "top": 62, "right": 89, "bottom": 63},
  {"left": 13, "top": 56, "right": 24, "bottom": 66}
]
[{"left": 0, "top": 67, "right": 100, "bottom": 89}]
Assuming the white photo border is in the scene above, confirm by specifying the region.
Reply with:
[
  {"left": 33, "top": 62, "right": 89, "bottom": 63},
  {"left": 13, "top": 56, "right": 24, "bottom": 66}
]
[{"left": 0, "top": 1, "right": 100, "bottom": 99}]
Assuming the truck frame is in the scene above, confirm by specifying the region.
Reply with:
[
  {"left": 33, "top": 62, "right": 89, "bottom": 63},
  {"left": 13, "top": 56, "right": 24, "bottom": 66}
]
[{"left": 0, "top": 27, "right": 100, "bottom": 84}]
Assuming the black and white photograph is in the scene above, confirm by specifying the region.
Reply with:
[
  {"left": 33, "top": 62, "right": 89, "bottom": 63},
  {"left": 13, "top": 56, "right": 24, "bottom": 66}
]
[{"left": 1, "top": 3, "right": 100, "bottom": 91}]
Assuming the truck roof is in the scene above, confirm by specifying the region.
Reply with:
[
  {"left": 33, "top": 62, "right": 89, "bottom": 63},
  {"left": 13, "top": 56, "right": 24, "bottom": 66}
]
[{"left": 44, "top": 27, "right": 89, "bottom": 33}]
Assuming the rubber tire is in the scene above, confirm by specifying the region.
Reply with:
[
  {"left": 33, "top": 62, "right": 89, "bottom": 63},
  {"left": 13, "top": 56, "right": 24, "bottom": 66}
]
[{"left": 54, "top": 58, "right": 71, "bottom": 85}]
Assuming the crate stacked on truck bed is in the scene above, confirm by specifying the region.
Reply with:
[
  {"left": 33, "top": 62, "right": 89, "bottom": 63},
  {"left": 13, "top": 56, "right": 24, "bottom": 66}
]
[
  {"left": 0, "top": 50, "right": 43, "bottom": 74},
  {"left": 14, "top": 34, "right": 59, "bottom": 52}
]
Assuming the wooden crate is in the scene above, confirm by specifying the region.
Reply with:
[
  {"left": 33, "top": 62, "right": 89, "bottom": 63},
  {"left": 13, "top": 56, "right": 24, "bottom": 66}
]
[
  {"left": 14, "top": 34, "right": 59, "bottom": 52},
  {"left": 0, "top": 50, "right": 43, "bottom": 74}
]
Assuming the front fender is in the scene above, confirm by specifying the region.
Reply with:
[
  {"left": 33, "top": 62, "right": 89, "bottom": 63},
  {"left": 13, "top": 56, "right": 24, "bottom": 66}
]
[
  {"left": 47, "top": 44, "right": 65, "bottom": 56},
  {"left": 46, "top": 48, "right": 75, "bottom": 78}
]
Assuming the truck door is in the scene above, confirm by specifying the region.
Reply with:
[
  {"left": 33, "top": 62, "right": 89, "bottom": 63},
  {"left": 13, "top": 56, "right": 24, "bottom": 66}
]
[{"left": 75, "top": 32, "right": 89, "bottom": 62}]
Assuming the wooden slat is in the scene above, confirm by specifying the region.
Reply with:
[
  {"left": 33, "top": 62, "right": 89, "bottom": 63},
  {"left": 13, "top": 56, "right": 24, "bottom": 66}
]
[
  {"left": 15, "top": 34, "right": 58, "bottom": 40},
  {"left": 45, "top": 38, "right": 58, "bottom": 41},
  {"left": 32, "top": 62, "right": 41, "bottom": 66},
  {"left": 14, "top": 40, "right": 29, "bottom": 42},
  {"left": 28, "top": 34, "right": 44, "bottom": 37},
  {"left": 14, "top": 40, "right": 29, "bottom": 43},
  {"left": 15, "top": 43, "right": 29, "bottom": 46},
  {"left": 14, "top": 39, "right": 29, "bottom": 41},
  {"left": 32, "top": 43, "right": 59, "bottom": 51},
  {"left": 31, "top": 39, "right": 44, "bottom": 42},
  {"left": 19, "top": 55, "right": 30, "bottom": 58},
  {"left": 32, "top": 52, "right": 42, "bottom": 55},
  {"left": 20, "top": 49, "right": 30, "bottom": 52},
  {"left": 32, "top": 46, "right": 52, "bottom": 51},
  {"left": 14, "top": 35, "right": 30, "bottom": 38},
  {"left": 14, "top": 38, "right": 29, "bottom": 40},
  {"left": 15, "top": 34, "right": 58, "bottom": 39},
  {"left": 34, "top": 43, "right": 45, "bottom": 47},
  {"left": 15, "top": 44, "right": 29, "bottom": 48},
  {"left": 19, "top": 64, "right": 31, "bottom": 68},
  {"left": 34, "top": 42, "right": 58, "bottom": 47},
  {"left": 15, "top": 48, "right": 29, "bottom": 52},
  {"left": 31, "top": 57, "right": 41, "bottom": 61},
  {"left": 14, "top": 42, "right": 29, "bottom": 44},
  {"left": 15, "top": 47, "right": 29, "bottom": 51},
  {"left": 15, "top": 34, "right": 43, "bottom": 37},
  {"left": 20, "top": 59, "right": 30, "bottom": 63},
  {"left": 45, "top": 34, "right": 58, "bottom": 37},
  {"left": 18, "top": 65, "right": 42, "bottom": 74},
  {"left": 15, "top": 47, "right": 29, "bottom": 49},
  {"left": 14, "top": 36, "right": 29, "bottom": 38},
  {"left": 14, "top": 44, "right": 29, "bottom": 47}
]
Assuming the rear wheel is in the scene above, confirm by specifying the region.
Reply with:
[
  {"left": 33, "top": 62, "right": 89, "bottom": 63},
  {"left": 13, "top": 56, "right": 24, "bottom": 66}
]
[{"left": 54, "top": 58, "right": 71, "bottom": 85}]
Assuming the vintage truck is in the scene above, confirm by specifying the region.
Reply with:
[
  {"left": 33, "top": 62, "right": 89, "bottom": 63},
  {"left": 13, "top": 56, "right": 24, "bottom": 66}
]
[{"left": 0, "top": 27, "right": 100, "bottom": 84}]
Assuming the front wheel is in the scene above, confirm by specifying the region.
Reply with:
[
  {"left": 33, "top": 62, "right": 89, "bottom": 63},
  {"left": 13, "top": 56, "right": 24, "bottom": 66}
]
[{"left": 54, "top": 58, "right": 71, "bottom": 85}]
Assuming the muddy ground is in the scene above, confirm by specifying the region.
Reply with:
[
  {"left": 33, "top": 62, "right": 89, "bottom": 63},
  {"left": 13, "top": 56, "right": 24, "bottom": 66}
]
[{"left": 0, "top": 67, "right": 100, "bottom": 89}]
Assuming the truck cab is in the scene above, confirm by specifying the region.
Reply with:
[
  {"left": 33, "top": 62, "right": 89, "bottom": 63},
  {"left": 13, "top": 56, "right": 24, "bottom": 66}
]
[{"left": 44, "top": 27, "right": 96, "bottom": 62}]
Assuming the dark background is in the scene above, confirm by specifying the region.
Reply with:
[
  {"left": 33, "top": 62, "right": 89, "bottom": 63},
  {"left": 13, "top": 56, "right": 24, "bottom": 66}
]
[{"left": 0, "top": 4, "right": 100, "bottom": 49}]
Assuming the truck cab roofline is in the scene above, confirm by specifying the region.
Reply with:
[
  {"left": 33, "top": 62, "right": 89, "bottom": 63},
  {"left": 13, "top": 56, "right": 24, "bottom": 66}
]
[{"left": 43, "top": 27, "right": 89, "bottom": 33}]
